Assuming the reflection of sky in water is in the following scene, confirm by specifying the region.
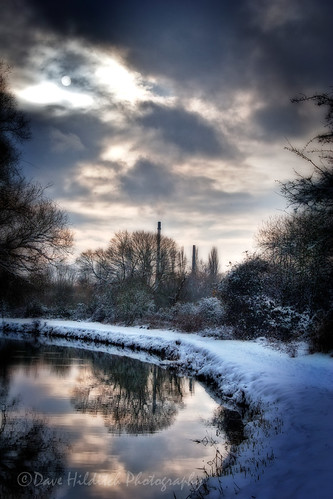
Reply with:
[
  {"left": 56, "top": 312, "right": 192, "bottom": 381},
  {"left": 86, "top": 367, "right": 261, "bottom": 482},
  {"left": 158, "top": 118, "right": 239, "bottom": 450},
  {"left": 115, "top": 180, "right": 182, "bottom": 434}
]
[{"left": 3, "top": 341, "right": 227, "bottom": 499}]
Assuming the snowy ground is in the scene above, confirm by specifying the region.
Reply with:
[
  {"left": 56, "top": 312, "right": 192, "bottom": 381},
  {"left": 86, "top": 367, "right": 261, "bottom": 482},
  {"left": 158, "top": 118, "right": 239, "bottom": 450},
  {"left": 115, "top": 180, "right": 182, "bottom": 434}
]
[{"left": 1, "top": 318, "right": 333, "bottom": 499}]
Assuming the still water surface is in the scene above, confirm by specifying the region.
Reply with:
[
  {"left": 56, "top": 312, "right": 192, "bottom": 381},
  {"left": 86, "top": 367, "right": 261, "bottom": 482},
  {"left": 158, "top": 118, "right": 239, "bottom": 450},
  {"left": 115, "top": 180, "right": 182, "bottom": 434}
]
[{"left": 0, "top": 338, "right": 230, "bottom": 498}]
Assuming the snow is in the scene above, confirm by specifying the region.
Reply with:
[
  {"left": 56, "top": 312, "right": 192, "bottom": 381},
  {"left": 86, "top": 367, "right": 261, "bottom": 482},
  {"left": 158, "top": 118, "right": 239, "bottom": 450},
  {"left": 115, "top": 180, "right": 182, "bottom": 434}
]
[{"left": 1, "top": 318, "right": 333, "bottom": 499}]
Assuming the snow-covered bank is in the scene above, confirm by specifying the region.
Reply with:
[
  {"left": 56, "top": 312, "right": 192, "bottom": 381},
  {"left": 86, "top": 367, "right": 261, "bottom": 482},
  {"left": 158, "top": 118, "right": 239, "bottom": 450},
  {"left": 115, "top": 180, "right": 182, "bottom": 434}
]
[{"left": 1, "top": 318, "right": 333, "bottom": 499}]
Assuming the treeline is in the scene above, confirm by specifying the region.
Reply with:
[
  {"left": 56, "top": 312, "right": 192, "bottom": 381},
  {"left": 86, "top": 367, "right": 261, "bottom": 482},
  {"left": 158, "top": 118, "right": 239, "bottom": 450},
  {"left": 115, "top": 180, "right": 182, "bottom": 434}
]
[
  {"left": 18, "top": 234, "right": 223, "bottom": 327},
  {"left": 0, "top": 63, "right": 332, "bottom": 351}
]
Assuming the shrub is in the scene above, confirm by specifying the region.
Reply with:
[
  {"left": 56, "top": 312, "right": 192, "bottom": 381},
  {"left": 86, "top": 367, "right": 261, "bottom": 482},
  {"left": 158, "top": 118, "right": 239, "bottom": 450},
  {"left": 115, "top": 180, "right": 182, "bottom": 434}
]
[
  {"left": 173, "top": 302, "right": 203, "bottom": 332},
  {"left": 116, "top": 285, "right": 154, "bottom": 325},
  {"left": 91, "top": 304, "right": 115, "bottom": 323},
  {"left": 310, "top": 310, "right": 333, "bottom": 353},
  {"left": 197, "top": 297, "right": 224, "bottom": 325},
  {"left": 71, "top": 302, "right": 91, "bottom": 321},
  {"left": 24, "top": 301, "right": 48, "bottom": 318},
  {"left": 170, "top": 298, "right": 224, "bottom": 333},
  {"left": 221, "top": 290, "right": 314, "bottom": 340}
]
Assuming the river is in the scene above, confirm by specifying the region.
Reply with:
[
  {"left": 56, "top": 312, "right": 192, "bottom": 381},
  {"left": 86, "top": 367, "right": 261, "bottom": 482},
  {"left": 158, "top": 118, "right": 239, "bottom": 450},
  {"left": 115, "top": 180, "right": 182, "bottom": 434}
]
[{"left": 0, "top": 337, "right": 242, "bottom": 498}]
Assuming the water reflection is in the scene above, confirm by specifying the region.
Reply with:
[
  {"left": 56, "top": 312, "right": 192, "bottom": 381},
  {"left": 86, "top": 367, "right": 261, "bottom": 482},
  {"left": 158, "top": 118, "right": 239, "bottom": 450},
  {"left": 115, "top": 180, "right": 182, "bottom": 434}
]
[
  {"left": 0, "top": 342, "right": 67, "bottom": 498},
  {"left": 71, "top": 355, "right": 187, "bottom": 434},
  {"left": 0, "top": 338, "right": 231, "bottom": 499}
]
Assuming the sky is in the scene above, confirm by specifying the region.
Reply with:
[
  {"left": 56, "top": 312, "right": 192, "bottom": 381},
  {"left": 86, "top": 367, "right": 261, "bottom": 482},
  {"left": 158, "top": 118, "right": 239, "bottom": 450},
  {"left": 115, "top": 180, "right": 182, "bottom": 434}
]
[{"left": 1, "top": 0, "right": 333, "bottom": 268}]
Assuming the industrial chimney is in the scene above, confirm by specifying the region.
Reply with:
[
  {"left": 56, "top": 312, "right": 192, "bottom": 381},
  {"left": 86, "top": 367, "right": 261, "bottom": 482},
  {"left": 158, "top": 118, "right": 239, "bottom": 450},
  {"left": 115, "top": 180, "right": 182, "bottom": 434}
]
[
  {"left": 156, "top": 221, "right": 161, "bottom": 285},
  {"left": 192, "top": 244, "right": 196, "bottom": 274}
]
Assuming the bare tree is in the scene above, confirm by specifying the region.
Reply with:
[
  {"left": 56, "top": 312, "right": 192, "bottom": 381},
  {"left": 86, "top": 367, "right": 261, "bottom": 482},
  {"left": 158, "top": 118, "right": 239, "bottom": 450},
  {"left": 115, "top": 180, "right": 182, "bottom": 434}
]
[
  {"left": 257, "top": 211, "right": 330, "bottom": 310},
  {"left": 77, "top": 230, "right": 181, "bottom": 289},
  {"left": 0, "top": 180, "right": 72, "bottom": 275},
  {"left": 76, "top": 229, "right": 189, "bottom": 315}
]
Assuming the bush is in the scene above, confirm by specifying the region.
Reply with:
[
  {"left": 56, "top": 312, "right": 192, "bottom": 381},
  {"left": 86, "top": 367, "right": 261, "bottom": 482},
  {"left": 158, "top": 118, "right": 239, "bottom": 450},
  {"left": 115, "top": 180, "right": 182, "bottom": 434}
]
[
  {"left": 197, "top": 297, "right": 224, "bottom": 325},
  {"left": 221, "top": 288, "right": 314, "bottom": 340},
  {"left": 172, "top": 302, "right": 203, "bottom": 332},
  {"left": 268, "top": 304, "right": 313, "bottom": 339},
  {"left": 219, "top": 254, "right": 316, "bottom": 340},
  {"left": 169, "top": 297, "right": 224, "bottom": 333},
  {"left": 310, "top": 310, "right": 333, "bottom": 353},
  {"left": 91, "top": 304, "right": 115, "bottom": 323},
  {"left": 24, "top": 301, "right": 48, "bottom": 318},
  {"left": 116, "top": 285, "right": 154, "bottom": 325},
  {"left": 71, "top": 302, "right": 91, "bottom": 321}
]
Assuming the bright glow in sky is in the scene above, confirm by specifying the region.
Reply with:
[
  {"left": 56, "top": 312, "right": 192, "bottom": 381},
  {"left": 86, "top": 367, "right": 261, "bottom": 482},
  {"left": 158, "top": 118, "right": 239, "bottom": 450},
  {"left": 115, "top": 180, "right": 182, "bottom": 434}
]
[
  {"left": 17, "top": 81, "right": 94, "bottom": 108},
  {"left": 61, "top": 75, "right": 72, "bottom": 86},
  {"left": 94, "top": 55, "right": 153, "bottom": 103}
]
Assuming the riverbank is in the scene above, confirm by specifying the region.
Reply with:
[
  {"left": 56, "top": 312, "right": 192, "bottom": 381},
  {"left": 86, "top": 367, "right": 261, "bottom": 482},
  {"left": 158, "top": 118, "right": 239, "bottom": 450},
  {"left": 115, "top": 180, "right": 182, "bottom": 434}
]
[{"left": 1, "top": 318, "right": 333, "bottom": 499}]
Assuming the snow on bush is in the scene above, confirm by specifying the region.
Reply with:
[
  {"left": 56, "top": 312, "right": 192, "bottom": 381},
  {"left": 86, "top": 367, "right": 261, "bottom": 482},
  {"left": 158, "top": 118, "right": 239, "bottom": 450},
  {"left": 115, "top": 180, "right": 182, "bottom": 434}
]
[
  {"left": 71, "top": 303, "right": 91, "bottom": 321},
  {"left": 171, "top": 301, "right": 203, "bottom": 332},
  {"left": 170, "top": 297, "right": 224, "bottom": 332},
  {"left": 116, "top": 286, "right": 154, "bottom": 325},
  {"left": 229, "top": 293, "right": 314, "bottom": 340},
  {"left": 197, "top": 297, "right": 225, "bottom": 325}
]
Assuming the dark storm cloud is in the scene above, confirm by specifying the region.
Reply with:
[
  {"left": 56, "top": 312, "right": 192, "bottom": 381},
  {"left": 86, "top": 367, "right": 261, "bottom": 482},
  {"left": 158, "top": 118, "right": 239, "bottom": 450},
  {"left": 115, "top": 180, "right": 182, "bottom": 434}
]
[
  {"left": 0, "top": 0, "right": 36, "bottom": 67},
  {"left": 252, "top": 102, "right": 313, "bottom": 142},
  {"left": 119, "top": 159, "right": 176, "bottom": 202},
  {"left": 118, "top": 157, "right": 254, "bottom": 217},
  {"left": 20, "top": 108, "right": 116, "bottom": 192},
  {"left": 18, "top": 0, "right": 241, "bottom": 94},
  {"left": 137, "top": 102, "right": 225, "bottom": 158},
  {"left": 24, "top": 0, "right": 333, "bottom": 97},
  {"left": 248, "top": 1, "right": 333, "bottom": 93},
  {"left": 41, "top": 51, "right": 93, "bottom": 90},
  {"left": 3, "top": 0, "right": 333, "bottom": 148}
]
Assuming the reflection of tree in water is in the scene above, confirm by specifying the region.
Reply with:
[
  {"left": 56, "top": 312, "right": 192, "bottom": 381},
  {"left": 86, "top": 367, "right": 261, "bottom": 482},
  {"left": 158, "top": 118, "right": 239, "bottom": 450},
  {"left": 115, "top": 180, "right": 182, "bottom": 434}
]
[
  {"left": 0, "top": 404, "right": 67, "bottom": 498},
  {"left": 71, "top": 354, "right": 188, "bottom": 434},
  {"left": 0, "top": 339, "right": 191, "bottom": 475},
  {"left": 0, "top": 342, "right": 67, "bottom": 499},
  {"left": 0, "top": 339, "right": 190, "bottom": 435}
]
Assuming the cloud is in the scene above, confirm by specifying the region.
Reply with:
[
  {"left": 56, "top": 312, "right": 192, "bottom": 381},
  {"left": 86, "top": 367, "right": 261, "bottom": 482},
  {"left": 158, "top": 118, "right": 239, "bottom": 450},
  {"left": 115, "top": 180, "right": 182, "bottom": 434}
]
[
  {"left": 119, "top": 158, "right": 177, "bottom": 202},
  {"left": 117, "top": 157, "right": 256, "bottom": 216},
  {"left": 251, "top": 103, "right": 312, "bottom": 142},
  {"left": 136, "top": 102, "right": 226, "bottom": 158},
  {"left": 2, "top": 0, "right": 333, "bottom": 264},
  {"left": 20, "top": 107, "right": 116, "bottom": 192},
  {"left": 3, "top": 0, "right": 333, "bottom": 105},
  {"left": 23, "top": 0, "right": 333, "bottom": 98},
  {"left": 50, "top": 128, "right": 85, "bottom": 153}
]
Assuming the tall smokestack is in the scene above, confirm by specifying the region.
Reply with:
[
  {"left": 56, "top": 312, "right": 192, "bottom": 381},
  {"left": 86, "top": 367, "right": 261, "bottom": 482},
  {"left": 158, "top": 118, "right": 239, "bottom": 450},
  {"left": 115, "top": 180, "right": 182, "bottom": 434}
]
[
  {"left": 192, "top": 244, "right": 196, "bottom": 274},
  {"left": 156, "top": 221, "right": 161, "bottom": 284}
]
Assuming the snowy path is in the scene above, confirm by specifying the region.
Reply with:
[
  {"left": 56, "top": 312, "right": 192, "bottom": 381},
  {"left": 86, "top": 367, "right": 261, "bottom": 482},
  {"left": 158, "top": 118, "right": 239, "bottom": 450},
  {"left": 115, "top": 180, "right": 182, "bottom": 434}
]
[{"left": 2, "top": 318, "right": 333, "bottom": 499}]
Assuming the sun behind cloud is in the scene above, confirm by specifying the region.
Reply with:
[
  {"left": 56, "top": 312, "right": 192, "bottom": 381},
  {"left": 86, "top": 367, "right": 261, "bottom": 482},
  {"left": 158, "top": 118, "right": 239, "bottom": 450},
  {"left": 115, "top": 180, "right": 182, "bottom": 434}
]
[{"left": 61, "top": 75, "right": 71, "bottom": 86}]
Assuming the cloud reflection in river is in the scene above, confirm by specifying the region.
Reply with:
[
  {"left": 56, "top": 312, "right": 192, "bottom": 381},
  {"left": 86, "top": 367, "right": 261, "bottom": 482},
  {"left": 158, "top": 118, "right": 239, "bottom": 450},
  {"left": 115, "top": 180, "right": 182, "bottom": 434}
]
[{"left": 0, "top": 339, "right": 228, "bottom": 499}]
